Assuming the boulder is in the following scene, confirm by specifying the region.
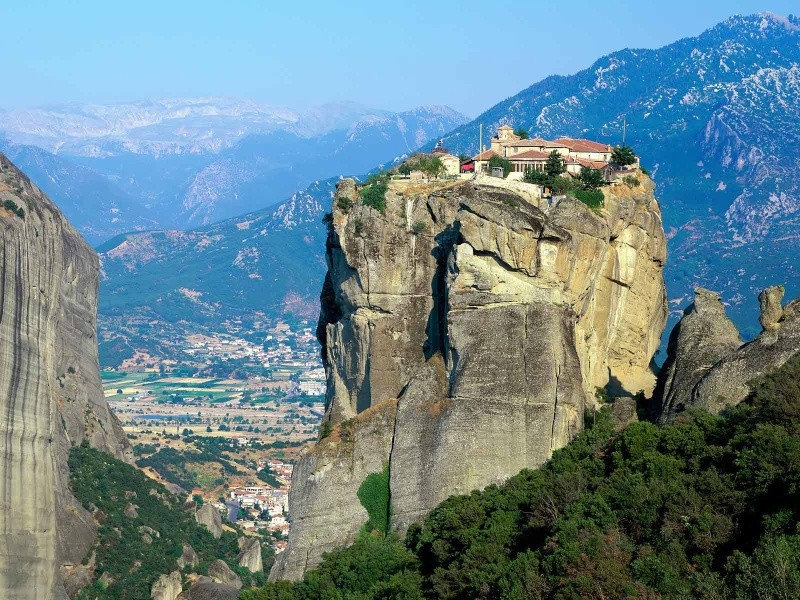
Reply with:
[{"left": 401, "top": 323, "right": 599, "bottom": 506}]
[
  {"left": 177, "top": 544, "right": 199, "bottom": 569},
  {"left": 656, "top": 286, "right": 800, "bottom": 419},
  {"left": 207, "top": 560, "right": 242, "bottom": 590},
  {"left": 610, "top": 397, "right": 639, "bottom": 431},
  {"left": 150, "top": 571, "right": 182, "bottom": 600},
  {"left": 194, "top": 504, "right": 222, "bottom": 539},
  {"left": 759, "top": 285, "right": 784, "bottom": 332},
  {"left": 655, "top": 288, "right": 742, "bottom": 422},
  {"left": 237, "top": 537, "right": 263, "bottom": 573},
  {"left": 176, "top": 581, "right": 239, "bottom": 600}
]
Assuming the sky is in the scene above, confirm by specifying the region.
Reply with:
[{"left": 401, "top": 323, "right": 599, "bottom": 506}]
[{"left": 1, "top": 1, "right": 797, "bottom": 117}]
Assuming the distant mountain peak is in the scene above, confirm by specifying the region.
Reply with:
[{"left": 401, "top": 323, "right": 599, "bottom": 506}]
[{"left": 0, "top": 98, "right": 468, "bottom": 158}]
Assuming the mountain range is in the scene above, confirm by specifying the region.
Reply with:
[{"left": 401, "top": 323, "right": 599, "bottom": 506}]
[
  {"left": 95, "top": 12, "right": 800, "bottom": 361},
  {"left": 437, "top": 12, "right": 800, "bottom": 338},
  {"left": 0, "top": 99, "right": 468, "bottom": 239}
]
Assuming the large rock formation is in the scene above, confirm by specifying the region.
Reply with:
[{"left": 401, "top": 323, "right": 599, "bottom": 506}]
[
  {"left": 272, "top": 173, "right": 667, "bottom": 580},
  {"left": 657, "top": 285, "right": 800, "bottom": 419},
  {"left": 654, "top": 288, "right": 743, "bottom": 422},
  {"left": 150, "top": 571, "right": 183, "bottom": 600},
  {"left": 0, "top": 154, "right": 129, "bottom": 598},
  {"left": 237, "top": 537, "right": 263, "bottom": 573},
  {"left": 207, "top": 560, "right": 242, "bottom": 590},
  {"left": 194, "top": 504, "right": 223, "bottom": 539}
]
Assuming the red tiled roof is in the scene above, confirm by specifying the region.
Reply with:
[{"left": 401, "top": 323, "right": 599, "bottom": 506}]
[
  {"left": 506, "top": 138, "right": 564, "bottom": 149},
  {"left": 473, "top": 149, "right": 498, "bottom": 160},
  {"left": 553, "top": 137, "right": 612, "bottom": 153},
  {"left": 575, "top": 158, "right": 609, "bottom": 169},
  {"left": 509, "top": 150, "right": 551, "bottom": 160}
]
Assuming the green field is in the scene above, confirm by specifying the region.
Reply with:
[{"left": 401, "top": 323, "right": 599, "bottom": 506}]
[{"left": 102, "top": 371, "right": 241, "bottom": 403}]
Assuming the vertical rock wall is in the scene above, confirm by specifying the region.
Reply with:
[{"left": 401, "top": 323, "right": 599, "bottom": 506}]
[
  {"left": 0, "top": 154, "right": 129, "bottom": 599},
  {"left": 272, "top": 174, "right": 667, "bottom": 580}
]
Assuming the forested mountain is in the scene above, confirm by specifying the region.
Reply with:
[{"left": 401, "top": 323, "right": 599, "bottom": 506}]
[{"left": 98, "top": 179, "right": 334, "bottom": 325}]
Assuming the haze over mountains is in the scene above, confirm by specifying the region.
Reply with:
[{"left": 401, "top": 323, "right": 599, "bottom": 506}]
[
  {"left": 94, "top": 12, "right": 800, "bottom": 364},
  {"left": 0, "top": 98, "right": 467, "bottom": 239}
]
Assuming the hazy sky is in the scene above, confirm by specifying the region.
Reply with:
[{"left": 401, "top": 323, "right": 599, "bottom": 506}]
[{"left": 1, "top": 1, "right": 797, "bottom": 116}]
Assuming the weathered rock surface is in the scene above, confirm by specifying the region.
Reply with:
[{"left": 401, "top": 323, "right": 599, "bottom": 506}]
[
  {"left": 194, "top": 504, "right": 222, "bottom": 539},
  {"left": 610, "top": 397, "right": 639, "bottom": 431},
  {"left": 177, "top": 544, "right": 199, "bottom": 569},
  {"left": 0, "top": 153, "right": 130, "bottom": 598},
  {"left": 272, "top": 174, "right": 667, "bottom": 580},
  {"left": 176, "top": 580, "right": 238, "bottom": 600},
  {"left": 150, "top": 571, "right": 182, "bottom": 600},
  {"left": 237, "top": 537, "right": 262, "bottom": 573},
  {"left": 207, "top": 560, "right": 241, "bottom": 590},
  {"left": 657, "top": 285, "right": 800, "bottom": 419},
  {"left": 655, "top": 288, "right": 743, "bottom": 422}
]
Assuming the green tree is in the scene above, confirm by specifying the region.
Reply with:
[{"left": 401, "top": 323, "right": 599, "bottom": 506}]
[
  {"left": 360, "top": 179, "right": 388, "bottom": 212},
  {"left": 488, "top": 154, "right": 514, "bottom": 178},
  {"left": 398, "top": 161, "right": 413, "bottom": 176},
  {"left": 513, "top": 127, "right": 529, "bottom": 139},
  {"left": 523, "top": 167, "right": 547, "bottom": 185},
  {"left": 545, "top": 150, "right": 565, "bottom": 177},
  {"left": 549, "top": 174, "right": 578, "bottom": 195},
  {"left": 611, "top": 144, "right": 637, "bottom": 167},
  {"left": 580, "top": 166, "right": 605, "bottom": 190},
  {"left": 416, "top": 155, "right": 445, "bottom": 180}
]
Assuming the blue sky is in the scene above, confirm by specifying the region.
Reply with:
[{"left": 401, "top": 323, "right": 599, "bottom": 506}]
[{"left": 1, "top": 1, "right": 797, "bottom": 116}]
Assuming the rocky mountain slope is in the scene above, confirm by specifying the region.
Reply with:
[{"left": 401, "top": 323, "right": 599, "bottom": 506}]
[
  {"left": 1, "top": 100, "right": 468, "bottom": 239},
  {"left": 0, "top": 142, "right": 161, "bottom": 241},
  {"left": 0, "top": 153, "right": 129, "bottom": 598},
  {"left": 435, "top": 12, "right": 800, "bottom": 339},
  {"left": 271, "top": 172, "right": 667, "bottom": 580},
  {"left": 97, "top": 179, "right": 334, "bottom": 328}
]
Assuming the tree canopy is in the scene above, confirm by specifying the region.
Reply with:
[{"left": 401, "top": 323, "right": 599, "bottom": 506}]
[
  {"left": 399, "top": 155, "right": 445, "bottom": 179},
  {"left": 579, "top": 166, "right": 605, "bottom": 190},
  {"left": 545, "top": 150, "right": 565, "bottom": 177},
  {"left": 245, "top": 354, "right": 800, "bottom": 599},
  {"left": 611, "top": 144, "right": 637, "bottom": 167},
  {"left": 488, "top": 154, "right": 514, "bottom": 178}
]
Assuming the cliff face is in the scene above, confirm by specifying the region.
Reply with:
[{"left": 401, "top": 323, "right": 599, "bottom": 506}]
[
  {"left": 657, "top": 285, "right": 800, "bottom": 421},
  {"left": 0, "top": 153, "right": 129, "bottom": 599},
  {"left": 271, "top": 173, "right": 667, "bottom": 581}
]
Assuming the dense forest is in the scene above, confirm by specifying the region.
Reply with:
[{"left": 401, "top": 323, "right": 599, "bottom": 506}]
[
  {"left": 243, "top": 355, "right": 800, "bottom": 599},
  {"left": 69, "top": 445, "right": 271, "bottom": 599}
]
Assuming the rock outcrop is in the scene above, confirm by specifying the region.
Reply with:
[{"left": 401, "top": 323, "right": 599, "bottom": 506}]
[
  {"left": 177, "top": 544, "right": 199, "bottom": 570},
  {"left": 657, "top": 285, "right": 800, "bottom": 420},
  {"left": 150, "top": 571, "right": 183, "bottom": 600},
  {"left": 0, "top": 154, "right": 130, "bottom": 598},
  {"left": 655, "top": 288, "right": 743, "bottom": 422},
  {"left": 207, "top": 560, "right": 242, "bottom": 590},
  {"left": 176, "top": 581, "right": 239, "bottom": 600},
  {"left": 194, "top": 504, "right": 223, "bottom": 539},
  {"left": 237, "top": 537, "right": 262, "bottom": 573},
  {"left": 271, "top": 174, "right": 667, "bottom": 580}
]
